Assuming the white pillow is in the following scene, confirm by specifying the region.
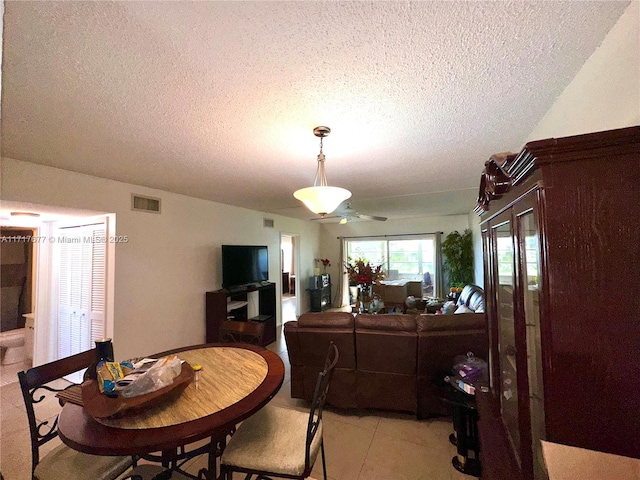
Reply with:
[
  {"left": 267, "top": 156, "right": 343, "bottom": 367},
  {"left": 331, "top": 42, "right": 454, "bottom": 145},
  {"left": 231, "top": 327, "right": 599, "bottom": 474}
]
[
  {"left": 441, "top": 301, "right": 457, "bottom": 315},
  {"left": 455, "top": 305, "right": 474, "bottom": 314}
]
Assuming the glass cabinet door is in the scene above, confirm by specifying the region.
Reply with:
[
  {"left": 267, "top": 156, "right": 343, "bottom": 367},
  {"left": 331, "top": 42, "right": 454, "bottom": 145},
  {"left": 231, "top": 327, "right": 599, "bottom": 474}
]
[
  {"left": 519, "top": 210, "right": 547, "bottom": 480},
  {"left": 493, "top": 220, "right": 520, "bottom": 464}
]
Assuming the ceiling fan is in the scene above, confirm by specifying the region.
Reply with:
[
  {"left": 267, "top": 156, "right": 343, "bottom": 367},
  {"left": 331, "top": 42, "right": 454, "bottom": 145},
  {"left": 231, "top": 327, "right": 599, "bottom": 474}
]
[{"left": 311, "top": 203, "right": 387, "bottom": 224}]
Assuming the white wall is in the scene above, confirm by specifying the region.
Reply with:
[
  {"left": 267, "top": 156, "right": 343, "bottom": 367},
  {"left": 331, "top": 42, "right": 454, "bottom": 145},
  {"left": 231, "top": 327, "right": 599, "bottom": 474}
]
[
  {"left": 528, "top": 1, "right": 640, "bottom": 141},
  {"left": 1, "top": 158, "right": 321, "bottom": 361}
]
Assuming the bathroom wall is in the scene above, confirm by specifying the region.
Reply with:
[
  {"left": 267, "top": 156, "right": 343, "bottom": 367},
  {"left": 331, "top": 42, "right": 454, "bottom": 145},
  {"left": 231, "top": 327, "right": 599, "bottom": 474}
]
[{"left": 1, "top": 228, "right": 33, "bottom": 331}]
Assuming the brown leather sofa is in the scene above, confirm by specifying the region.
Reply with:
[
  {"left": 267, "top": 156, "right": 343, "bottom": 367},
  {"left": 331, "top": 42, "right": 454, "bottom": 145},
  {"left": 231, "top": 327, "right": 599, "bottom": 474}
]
[{"left": 284, "top": 310, "right": 488, "bottom": 418}]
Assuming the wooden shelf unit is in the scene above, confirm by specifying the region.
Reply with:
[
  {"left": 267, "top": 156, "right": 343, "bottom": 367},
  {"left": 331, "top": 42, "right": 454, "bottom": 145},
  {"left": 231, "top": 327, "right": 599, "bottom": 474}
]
[{"left": 206, "top": 283, "right": 277, "bottom": 346}]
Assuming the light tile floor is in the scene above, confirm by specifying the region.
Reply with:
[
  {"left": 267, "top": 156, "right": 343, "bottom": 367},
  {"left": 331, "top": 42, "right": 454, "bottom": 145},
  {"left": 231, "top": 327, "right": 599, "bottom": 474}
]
[{"left": 0, "top": 324, "right": 472, "bottom": 480}]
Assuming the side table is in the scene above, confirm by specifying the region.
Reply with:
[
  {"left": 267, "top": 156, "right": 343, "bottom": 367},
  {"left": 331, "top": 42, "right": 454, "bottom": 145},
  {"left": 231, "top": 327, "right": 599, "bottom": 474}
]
[{"left": 438, "top": 384, "right": 481, "bottom": 477}]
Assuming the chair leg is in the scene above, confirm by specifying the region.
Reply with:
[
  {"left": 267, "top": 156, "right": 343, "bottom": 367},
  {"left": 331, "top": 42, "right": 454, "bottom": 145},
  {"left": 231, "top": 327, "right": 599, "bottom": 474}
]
[
  {"left": 220, "top": 463, "right": 231, "bottom": 480},
  {"left": 207, "top": 436, "right": 217, "bottom": 479},
  {"left": 321, "top": 439, "right": 328, "bottom": 480}
]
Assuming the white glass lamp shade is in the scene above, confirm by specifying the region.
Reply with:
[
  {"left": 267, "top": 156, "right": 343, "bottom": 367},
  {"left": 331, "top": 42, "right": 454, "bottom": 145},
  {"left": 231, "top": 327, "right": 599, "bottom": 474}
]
[{"left": 293, "top": 186, "right": 352, "bottom": 216}]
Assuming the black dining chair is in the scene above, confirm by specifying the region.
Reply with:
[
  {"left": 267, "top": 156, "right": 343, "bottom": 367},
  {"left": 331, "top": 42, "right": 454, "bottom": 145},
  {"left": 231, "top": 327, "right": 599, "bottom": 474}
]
[
  {"left": 18, "top": 348, "right": 135, "bottom": 480},
  {"left": 219, "top": 341, "right": 339, "bottom": 480}
]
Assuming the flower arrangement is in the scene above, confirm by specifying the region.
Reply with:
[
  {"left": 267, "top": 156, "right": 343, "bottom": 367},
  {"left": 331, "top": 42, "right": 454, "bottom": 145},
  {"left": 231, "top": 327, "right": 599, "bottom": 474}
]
[
  {"left": 315, "top": 258, "right": 331, "bottom": 273},
  {"left": 316, "top": 258, "right": 331, "bottom": 268},
  {"left": 344, "top": 256, "right": 385, "bottom": 285}
]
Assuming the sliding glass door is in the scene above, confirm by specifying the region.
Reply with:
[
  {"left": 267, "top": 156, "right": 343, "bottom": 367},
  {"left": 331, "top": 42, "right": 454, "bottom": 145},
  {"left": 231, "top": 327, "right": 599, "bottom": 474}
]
[{"left": 345, "top": 234, "right": 438, "bottom": 296}]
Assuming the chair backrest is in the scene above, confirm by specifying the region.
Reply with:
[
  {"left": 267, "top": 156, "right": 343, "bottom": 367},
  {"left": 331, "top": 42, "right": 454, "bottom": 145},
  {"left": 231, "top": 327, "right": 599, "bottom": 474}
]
[
  {"left": 305, "top": 341, "right": 339, "bottom": 471},
  {"left": 18, "top": 348, "right": 96, "bottom": 476}
]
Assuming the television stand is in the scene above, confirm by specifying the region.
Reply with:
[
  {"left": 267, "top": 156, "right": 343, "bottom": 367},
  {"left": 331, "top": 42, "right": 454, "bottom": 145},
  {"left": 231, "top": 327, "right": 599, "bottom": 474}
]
[
  {"left": 205, "top": 282, "right": 276, "bottom": 346},
  {"left": 227, "top": 285, "right": 246, "bottom": 293}
]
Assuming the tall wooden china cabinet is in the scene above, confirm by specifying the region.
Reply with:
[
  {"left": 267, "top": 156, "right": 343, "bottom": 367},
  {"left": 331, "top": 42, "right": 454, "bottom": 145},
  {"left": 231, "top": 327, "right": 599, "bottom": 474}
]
[{"left": 475, "top": 127, "right": 640, "bottom": 480}]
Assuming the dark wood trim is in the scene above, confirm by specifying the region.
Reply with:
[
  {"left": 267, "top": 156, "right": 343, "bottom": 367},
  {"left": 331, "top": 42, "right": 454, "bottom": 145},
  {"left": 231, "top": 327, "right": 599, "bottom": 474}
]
[
  {"left": 476, "top": 391, "right": 523, "bottom": 480},
  {"left": 476, "top": 126, "right": 640, "bottom": 214}
]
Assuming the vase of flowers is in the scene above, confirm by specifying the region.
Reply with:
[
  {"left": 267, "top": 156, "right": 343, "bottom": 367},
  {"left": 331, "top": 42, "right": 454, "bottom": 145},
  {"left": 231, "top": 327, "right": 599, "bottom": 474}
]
[
  {"left": 317, "top": 258, "right": 331, "bottom": 274},
  {"left": 344, "top": 257, "right": 385, "bottom": 310}
]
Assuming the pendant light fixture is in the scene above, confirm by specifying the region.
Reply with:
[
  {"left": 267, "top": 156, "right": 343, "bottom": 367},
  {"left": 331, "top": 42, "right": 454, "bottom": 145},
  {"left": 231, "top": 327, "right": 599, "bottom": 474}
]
[{"left": 293, "top": 126, "right": 352, "bottom": 216}]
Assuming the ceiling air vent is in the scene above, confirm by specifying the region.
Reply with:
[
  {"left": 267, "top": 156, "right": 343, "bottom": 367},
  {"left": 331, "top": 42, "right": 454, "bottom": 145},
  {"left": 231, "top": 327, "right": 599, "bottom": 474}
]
[
  {"left": 263, "top": 218, "right": 274, "bottom": 228},
  {"left": 131, "top": 194, "right": 161, "bottom": 214}
]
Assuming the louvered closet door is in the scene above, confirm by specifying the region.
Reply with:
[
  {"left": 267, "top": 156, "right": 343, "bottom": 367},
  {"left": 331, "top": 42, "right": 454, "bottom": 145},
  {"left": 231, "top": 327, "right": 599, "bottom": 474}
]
[
  {"left": 57, "top": 223, "right": 106, "bottom": 368},
  {"left": 90, "top": 228, "right": 106, "bottom": 341}
]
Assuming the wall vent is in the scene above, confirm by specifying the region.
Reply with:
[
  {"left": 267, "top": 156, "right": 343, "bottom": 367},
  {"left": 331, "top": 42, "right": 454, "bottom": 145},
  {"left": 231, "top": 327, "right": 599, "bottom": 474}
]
[
  {"left": 131, "top": 194, "right": 161, "bottom": 213},
  {"left": 263, "top": 218, "right": 275, "bottom": 228}
]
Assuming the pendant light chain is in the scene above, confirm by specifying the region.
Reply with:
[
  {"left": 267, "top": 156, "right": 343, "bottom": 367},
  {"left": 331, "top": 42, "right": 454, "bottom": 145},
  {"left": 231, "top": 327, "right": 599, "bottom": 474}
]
[{"left": 314, "top": 136, "right": 328, "bottom": 187}]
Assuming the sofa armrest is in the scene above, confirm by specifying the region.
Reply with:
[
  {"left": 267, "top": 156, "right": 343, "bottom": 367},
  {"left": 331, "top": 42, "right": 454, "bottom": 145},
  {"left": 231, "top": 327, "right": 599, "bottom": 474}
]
[
  {"left": 284, "top": 321, "right": 302, "bottom": 366},
  {"left": 286, "top": 314, "right": 357, "bottom": 370}
]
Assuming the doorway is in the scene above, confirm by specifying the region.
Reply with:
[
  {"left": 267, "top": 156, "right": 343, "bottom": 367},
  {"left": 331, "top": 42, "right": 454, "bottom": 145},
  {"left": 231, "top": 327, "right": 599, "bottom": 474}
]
[
  {"left": 1, "top": 205, "right": 116, "bottom": 374},
  {"left": 0, "top": 227, "right": 36, "bottom": 385},
  {"left": 280, "top": 234, "right": 298, "bottom": 323}
]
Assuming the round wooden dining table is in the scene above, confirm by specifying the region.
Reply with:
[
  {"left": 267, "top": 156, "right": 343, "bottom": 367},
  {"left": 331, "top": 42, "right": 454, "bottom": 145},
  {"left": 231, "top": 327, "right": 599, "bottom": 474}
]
[{"left": 57, "top": 343, "right": 284, "bottom": 475}]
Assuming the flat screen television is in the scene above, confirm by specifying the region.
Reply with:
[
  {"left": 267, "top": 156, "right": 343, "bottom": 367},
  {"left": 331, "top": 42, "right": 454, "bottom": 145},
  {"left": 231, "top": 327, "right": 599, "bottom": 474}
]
[{"left": 222, "top": 245, "right": 269, "bottom": 289}]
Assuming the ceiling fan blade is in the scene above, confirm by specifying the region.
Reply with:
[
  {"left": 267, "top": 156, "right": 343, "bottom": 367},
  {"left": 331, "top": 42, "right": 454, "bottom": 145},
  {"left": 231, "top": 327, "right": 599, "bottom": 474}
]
[
  {"left": 357, "top": 214, "right": 388, "bottom": 222},
  {"left": 310, "top": 215, "right": 341, "bottom": 221}
]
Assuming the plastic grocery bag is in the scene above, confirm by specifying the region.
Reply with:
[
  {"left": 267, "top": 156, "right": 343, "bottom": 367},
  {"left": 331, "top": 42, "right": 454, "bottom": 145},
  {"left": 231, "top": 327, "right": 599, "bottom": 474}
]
[
  {"left": 445, "top": 352, "right": 489, "bottom": 395},
  {"left": 453, "top": 352, "right": 488, "bottom": 384},
  {"left": 120, "top": 355, "right": 182, "bottom": 398}
]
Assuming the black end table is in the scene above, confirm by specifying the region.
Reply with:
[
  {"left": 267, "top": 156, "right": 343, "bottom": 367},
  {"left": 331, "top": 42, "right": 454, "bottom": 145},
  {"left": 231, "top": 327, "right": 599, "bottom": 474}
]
[{"left": 438, "top": 384, "right": 481, "bottom": 477}]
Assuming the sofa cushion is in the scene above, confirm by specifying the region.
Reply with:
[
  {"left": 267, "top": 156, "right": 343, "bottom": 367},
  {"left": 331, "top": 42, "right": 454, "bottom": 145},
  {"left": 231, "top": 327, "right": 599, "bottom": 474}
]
[
  {"left": 417, "top": 313, "right": 486, "bottom": 332},
  {"left": 355, "top": 314, "right": 417, "bottom": 375},
  {"left": 355, "top": 313, "right": 416, "bottom": 332},
  {"left": 298, "top": 312, "right": 354, "bottom": 328}
]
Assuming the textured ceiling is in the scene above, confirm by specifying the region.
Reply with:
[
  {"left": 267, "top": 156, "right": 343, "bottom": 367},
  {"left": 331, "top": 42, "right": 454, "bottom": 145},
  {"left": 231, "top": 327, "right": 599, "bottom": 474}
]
[{"left": 1, "top": 1, "right": 630, "bottom": 221}]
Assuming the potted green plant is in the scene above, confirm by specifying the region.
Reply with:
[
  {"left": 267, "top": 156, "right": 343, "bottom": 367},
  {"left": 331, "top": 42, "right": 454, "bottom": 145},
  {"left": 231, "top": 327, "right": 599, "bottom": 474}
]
[{"left": 441, "top": 229, "right": 474, "bottom": 289}]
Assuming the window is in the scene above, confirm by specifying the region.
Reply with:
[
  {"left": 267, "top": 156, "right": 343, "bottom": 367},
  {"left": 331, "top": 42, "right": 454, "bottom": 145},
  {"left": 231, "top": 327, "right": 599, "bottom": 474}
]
[{"left": 346, "top": 235, "right": 437, "bottom": 296}]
